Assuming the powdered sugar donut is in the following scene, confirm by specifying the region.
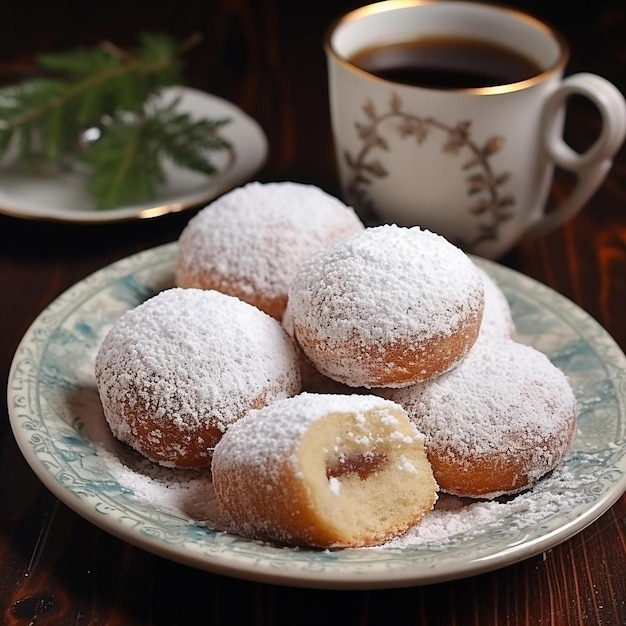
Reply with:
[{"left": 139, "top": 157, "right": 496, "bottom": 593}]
[
  {"left": 387, "top": 339, "right": 577, "bottom": 498},
  {"left": 211, "top": 392, "right": 438, "bottom": 548},
  {"left": 95, "top": 288, "right": 301, "bottom": 468},
  {"left": 176, "top": 181, "right": 364, "bottom": 320},
  {"left": 288, "top": 225, "right": 485, "bottom": 388}
]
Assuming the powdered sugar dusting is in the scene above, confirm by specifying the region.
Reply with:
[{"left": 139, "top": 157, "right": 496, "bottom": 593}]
[
  {"left": 95, "top": 288, "right": 301, "bottom": 463},
  {"left": 176, "top": 181, "right": 363, "bottom": 303},
  {"left": 99, "top": 444, "right": 600, "bottom": 550},
  {"left": 385, "top": 462, "right": 596, "bottom": 548},
  {"left": 391, "top": 340, "right": 575, "bottom": 455},
  {"left": 475, "top": 265, "right": 515, "bottom": 341},
  {"left": 105, "top": 452, "right": 229, "bottom": 528},
  {"left": 288, "top": 224, "right": 484, "bottom": 343},
  {"left": 388, "top": 338, "right": 577, "bottom": 495},
  {"left": 212, "top": 392, "right": 409, "bottom": 473}
]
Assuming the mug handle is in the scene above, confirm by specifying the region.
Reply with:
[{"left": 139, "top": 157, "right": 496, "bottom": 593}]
[{"left": 524, "top": 73, "right": 626, "bottom": 239}]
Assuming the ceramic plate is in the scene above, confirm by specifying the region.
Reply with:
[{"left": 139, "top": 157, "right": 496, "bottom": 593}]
[
  {"left": 7, "top": 243, "right": 626, "bottom": 589},
  {"left": 0, "top": 87, "right": 267, "bottom": 223}
]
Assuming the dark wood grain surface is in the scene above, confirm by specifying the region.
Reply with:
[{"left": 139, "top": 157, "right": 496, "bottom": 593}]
[{"left": 1, "top": 1, "right": 625, "bottom": 624}]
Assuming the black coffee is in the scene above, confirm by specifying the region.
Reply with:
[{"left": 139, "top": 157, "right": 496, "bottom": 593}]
[{"left": 349, "top": 37, "right": 542, "bottom": 89}]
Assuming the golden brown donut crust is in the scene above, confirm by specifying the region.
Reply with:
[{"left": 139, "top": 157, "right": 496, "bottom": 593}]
[{"left": 293, "top": 311, "right": 482, "bottom": 388}]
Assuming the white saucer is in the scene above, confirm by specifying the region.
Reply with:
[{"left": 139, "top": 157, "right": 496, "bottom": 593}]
[{"left": 0, "top": 87, "right": 267, "bottom": 223}]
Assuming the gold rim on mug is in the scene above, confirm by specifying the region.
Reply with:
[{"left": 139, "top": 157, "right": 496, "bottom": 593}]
[{"left": 324, "top": 0, "right": 570, "bottom": 96}]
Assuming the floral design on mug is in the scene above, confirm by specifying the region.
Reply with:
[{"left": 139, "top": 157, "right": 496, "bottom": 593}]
[{"left": 344, "top": 93, "right": 515, "bottom": 249}]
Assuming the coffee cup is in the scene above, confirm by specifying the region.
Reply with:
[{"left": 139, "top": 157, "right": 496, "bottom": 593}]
[{"left": 324, "top": 0, "right": 626, "bottom": 259}]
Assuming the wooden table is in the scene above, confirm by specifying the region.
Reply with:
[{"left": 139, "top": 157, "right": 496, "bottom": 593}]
[{"left": 1, "top": 1, "right": 625, "bottom": 623}]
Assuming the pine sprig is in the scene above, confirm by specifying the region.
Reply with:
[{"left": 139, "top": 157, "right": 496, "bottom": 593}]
[
  {"left": 147, "top": 98, "right": 231, "bottom": 173},
  {"left": 82, "top": 115, "right": 166, "bottom": 210},
  {"left": 81, "top": 100, "right": 231, "bottom": 209},
  {"left": 0, "top": 32, "right": 231, "bottom": 210}
]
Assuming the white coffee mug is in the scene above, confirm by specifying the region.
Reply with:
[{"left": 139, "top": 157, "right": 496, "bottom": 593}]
[{"left": 325, "top": 0, "right": 626, "bottom": 259}]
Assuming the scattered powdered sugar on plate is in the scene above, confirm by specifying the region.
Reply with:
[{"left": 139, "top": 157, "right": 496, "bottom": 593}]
[
  {"left": 101, "top": 448, "right": 231, "bottom": 530},
  {"left": 384, "top": 462, "right": 597, "bottom": 548},
  {"left": 100, "top": 440, "right": 600, "bottom": 551}
]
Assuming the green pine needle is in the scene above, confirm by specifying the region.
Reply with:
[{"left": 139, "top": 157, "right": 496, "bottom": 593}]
[
  {"left": 0, "top": 32, "right": 231, "bottom": 210},
  {"left": 82, "top": 116, "right": 165, "bottom": 209},
  {"left": 81, "top": 102, "right": 231, "bottom": 210}
]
